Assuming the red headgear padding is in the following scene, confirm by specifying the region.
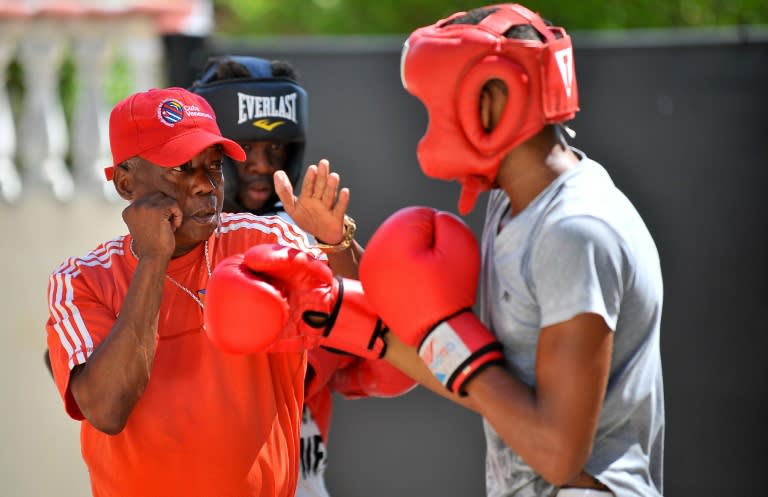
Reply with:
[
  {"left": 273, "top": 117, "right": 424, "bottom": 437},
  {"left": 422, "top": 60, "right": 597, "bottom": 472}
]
[{"left": 401, "top": 3, "right": 579, "bottom": 214}]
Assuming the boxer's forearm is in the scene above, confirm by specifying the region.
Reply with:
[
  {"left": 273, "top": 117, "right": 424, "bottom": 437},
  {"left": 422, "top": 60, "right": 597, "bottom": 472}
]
[
  {"left": 69, "top": 255, "right": 166, "bottom": 434},
  {"left": 382, "top": 332, "right": 480, "bottom": 413},
  {"left": 327, "top": 240, "right": 363, "bottom": 279}
]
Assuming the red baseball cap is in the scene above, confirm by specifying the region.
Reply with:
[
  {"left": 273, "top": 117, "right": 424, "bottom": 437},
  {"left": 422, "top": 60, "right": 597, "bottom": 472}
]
[{"left": 104, "top": 87, "right": 246, "bottom": 180}]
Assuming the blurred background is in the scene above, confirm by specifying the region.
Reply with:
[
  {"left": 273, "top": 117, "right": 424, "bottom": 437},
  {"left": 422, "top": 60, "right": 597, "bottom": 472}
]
[{"left": 0, "top": 0, "right": 766, "bottom": 496}]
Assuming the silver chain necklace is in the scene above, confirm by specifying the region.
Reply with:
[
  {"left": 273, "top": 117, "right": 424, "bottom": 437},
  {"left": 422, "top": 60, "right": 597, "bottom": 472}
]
[{"left": 129, "top": 239, "right": 212, "bottom": 310}]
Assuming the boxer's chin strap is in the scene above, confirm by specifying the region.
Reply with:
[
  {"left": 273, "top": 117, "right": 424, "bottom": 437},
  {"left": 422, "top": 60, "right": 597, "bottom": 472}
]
[
  {"left": 458, "top": 175, "right": 494, "bottom": 215},
  {"left": 555, "top": 123, "right": 576, "bottom": 151}
]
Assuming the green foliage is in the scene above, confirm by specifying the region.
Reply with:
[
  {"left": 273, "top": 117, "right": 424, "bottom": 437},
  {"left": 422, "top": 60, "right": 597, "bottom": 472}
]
[
  {"left": 213, "top": 0, "right": 768, "bottom": 35},
  {"left": 104, "top": 56, "right": 133, "bottom": 107},
  {"left": 59, "top": 55, "right": 76, "bottom": 131},
  {"left": 6, "top": 59, "right": 24, "bottom": 120}
]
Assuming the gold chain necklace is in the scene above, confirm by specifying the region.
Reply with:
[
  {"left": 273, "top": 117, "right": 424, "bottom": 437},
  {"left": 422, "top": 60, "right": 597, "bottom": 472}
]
[{"left": 129, "top": 239, "right": 212, "bottom": 310}]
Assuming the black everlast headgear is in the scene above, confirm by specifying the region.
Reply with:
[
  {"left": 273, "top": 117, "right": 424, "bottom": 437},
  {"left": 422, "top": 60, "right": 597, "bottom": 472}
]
[{"left": 189, "top": 56, "right": 308, "bottom": 211}]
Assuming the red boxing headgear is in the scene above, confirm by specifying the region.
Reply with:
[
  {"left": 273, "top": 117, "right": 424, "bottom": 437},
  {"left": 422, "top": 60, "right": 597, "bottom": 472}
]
[{"left": 401, "top": 4, "right": 579, "bottom": 214}]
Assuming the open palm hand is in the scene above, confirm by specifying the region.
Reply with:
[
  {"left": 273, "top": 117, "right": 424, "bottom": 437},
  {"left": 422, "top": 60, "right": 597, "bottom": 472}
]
[{"left": 275, "top": 158, "right": 349, "bottom": 244}]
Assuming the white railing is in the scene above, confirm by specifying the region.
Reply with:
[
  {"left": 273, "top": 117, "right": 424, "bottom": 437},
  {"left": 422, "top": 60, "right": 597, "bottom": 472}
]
[
  {"left": 1, "top": 6, "right": 209, "bottom": 494},
  {"left": 0, "top": 1, "right": 179, "bottom": 204}
]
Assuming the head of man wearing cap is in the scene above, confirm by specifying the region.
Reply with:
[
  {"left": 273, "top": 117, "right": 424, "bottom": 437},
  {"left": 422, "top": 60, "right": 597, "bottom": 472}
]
[{"left": 106, "top": 87, "right": 246, "bottom": 253}]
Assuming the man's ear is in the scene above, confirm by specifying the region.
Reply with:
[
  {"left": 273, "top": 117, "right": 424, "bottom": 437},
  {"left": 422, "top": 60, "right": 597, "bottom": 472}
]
[
  {"left": 480, "top": 80, "right": 507, "bottom": 133},
  {"left": 112, "top": 162, "right": 135, "bottom": 201},
  {"left": 481, "top": 87, "right": 493, "bottom": 132}
]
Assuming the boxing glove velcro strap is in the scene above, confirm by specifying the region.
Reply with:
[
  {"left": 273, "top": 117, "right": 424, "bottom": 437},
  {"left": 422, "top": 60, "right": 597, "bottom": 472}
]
[
  {"left": 303, "top": 277, "right": 387, "bottom": 359},
  {"left": 417, "top": 310, "right": 505, "bottom": 395}
]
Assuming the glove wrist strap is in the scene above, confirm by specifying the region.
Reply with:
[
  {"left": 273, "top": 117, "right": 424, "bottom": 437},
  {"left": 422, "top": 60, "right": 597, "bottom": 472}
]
[
  {"left": 417, "top": 310, "right": 505, "bottom": 395},
  {"left": 310, "top": 278, "right": 388, "bottom": 359}
]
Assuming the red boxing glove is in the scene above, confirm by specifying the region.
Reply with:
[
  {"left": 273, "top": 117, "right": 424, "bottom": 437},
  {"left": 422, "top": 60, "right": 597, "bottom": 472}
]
[
  {"left": 359, "top": 206, "right": 505, "bottom": 395},
  {"left": 240, "top": 244, "right": 388, "bottom": 359},
  {"left": 306, "top": 348, "right": 356, "bottom": 398},
  {"left": 203, "top": 254, "right": 290, "bottom": 354},
  {"left": 331, "top": 359, "right": 418, "bottom": 399}
]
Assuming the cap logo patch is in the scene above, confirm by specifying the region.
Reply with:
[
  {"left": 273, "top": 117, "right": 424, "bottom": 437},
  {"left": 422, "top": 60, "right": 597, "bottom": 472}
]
[{"left": 158, "top": 99, "right": 185, "bottom": 127}]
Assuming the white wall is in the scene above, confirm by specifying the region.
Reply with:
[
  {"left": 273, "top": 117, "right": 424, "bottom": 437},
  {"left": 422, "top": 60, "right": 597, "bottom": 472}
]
[{"left": 0, "top": 191, "right": 125, "bottom": 496}]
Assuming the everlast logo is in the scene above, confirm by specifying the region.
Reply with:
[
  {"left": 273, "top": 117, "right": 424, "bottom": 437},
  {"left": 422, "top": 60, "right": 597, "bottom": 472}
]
[{"left": 237, "top": 92, "right": 298, "bottom": 124}]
